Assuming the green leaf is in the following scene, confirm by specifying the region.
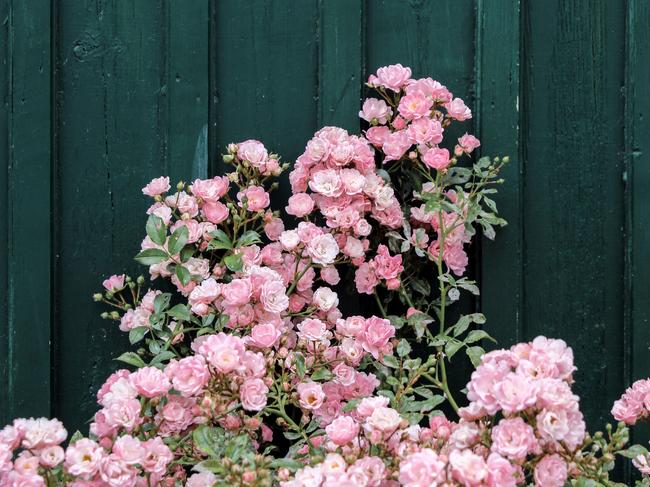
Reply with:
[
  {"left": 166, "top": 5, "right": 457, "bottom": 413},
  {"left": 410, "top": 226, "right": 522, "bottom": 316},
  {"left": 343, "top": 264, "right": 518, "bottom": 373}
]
[
  {"left": 134, "top": 248, "right": 168, "bottom": 266},
  {"left": 167, "top": 225, "right": 189, "bottom": 255},
  {"left": 69, "top": 430, "right": 84, "bottom": 443},
  {"left": 311, "top": 368, "right": 333, "bottom": 381},
  {"left": 410, "top": 278, "right": 431, "bottom": 296},
  {"left": 444, "top": 339, "right": 463, "bottom": 359},
  {"left": 128, "top": 326, "right": 149, "bottom": 344},
  {"left": 342, "top": 399, "right": 360, "bottom": 412},
  {"left": 167, "top": 303, "right": 191, "bottom": 322},
  {"left": 193, "top": 426, "right": 223, "bottom": 458},
  {"left": 270, "top": 458, "right": 305, "bottom": 471},
  {"left": 154, "top": 293, "right": 171, "bottom": 314},
  {"left": 150, "top": 350, "right": 176, "bottom": 366},
  {"left": 179, "top": 245, "right": 195, "bottom": 263},
  {"left": 382, "top": 355, "right": 400, "bottom": 368},
  {"left": 224, "top": 253, "right": 244, "bottom": 272},
  {"left": 175, "top": 264, "right": 191, "bottom": 286},
  {"left": 294, "top": 352, "right": 306, "bottom": 379},
  {"left": 145, "top": 214, "right": 167, "bottom": 246},
  {"left": 115, "top": 352, "right": 146, "bottom": 368},
  {"left": 396, "top": 339, "right": 412, "bottom": 358},
  {"left": 208, "top": 239, "right": 232, "bottom": 251},
  {"left": 210, "top": 228, "right": 231, "bottom": 246},
  {"left": 237, "top": 230, "right": 261, "bottom": 247},
  {"left": 466, "top": 346, "right": 485, "bottom": 367},
  {"left": 618, "top": 444, "right": 649, "bottom": 459},
  {"left": 465, "top": 329, "right": 494, "bottom": 344}
]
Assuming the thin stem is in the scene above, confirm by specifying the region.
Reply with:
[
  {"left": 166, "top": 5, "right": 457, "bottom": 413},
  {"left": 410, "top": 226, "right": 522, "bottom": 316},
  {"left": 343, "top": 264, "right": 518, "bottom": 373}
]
[
  {"left": 286, "top": 259, "right": 312, "bottom": 296},
  {"left": 373, "top": 290, "right": 387, "bottom": 318}
]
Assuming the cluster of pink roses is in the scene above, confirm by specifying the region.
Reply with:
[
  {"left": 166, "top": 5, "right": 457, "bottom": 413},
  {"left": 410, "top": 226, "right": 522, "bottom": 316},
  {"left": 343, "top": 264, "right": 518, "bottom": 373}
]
[
  {"left": 612, "top": 378, "right": 650, "bottom": 425},
  {"left": 284, "top": 337, "right": 613, "bottom": 487},
  {"left": 2, "top": 64, "right": 645, "bottom": 486}
]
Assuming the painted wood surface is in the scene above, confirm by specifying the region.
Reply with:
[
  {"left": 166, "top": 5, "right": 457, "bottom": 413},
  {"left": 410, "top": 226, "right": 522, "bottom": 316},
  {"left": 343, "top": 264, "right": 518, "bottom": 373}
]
[{"left": 2, "top": 6, "right": 649, "bottom": 479}]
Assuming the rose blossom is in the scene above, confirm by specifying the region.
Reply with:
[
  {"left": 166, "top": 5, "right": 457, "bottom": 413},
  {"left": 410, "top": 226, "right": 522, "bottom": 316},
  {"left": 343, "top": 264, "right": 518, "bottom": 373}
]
[
  {"left": 534, "top": 454, "right": 567, "bottom": 487},
  {"left": 223, "top": 278, "right": 252, "bottom": 307},
  {"left": 249, "top": 323, "right": 282, "bottom": 348},
  {"left": 423, "top": 147, "right": 451, "bottom": 171},
  {"left": 306, "top": 233, "right": 339, "bottom": 265},
  {"left": 360, "top": 316, "right": 395, "bottom": 359},
  {"left": 237, "top": 186, "right": 270, "bottom": 211},
  {"left": 297, "top": 382, "right": 326, "bottom": 410},
  {"left": 359, "top": 98, "right": 392, "bottom": 124},
  {"left": 165, "top": 355, "right": 210, "bottom": 397},
  {"left": 129, "top": 366, "right": 170, "bottom": 398},
  {"left": 312, "top": 287, "right": 339, "bottom": 311},
  {"left": 399, "top": 449, "right": 447, "bottom": 487},
  {"left": 142, "top": 176, "right": 170, "bottom": 196},
  {"left": 240, "top": 378, "right": 269, "bottom": 411},
  {"left": 260, "top": 279, "right": 289, "bottom": 314},
  {"left": 325, "top": 416, "right": 359, "bottom": 446},
  {"left": 102, "top": 274, "right": 125, "bottom": 292},
  {"left": 286, "top": 193, "right": 315, "bottom": 217},
  {"left": 491, "top": 417, "right": 538, "bottom": 462},
  {"left": 445, "top": 97, "right": 472, "bottom": 121},
  {"left": 368, "top": 63, "right": 412, "bottom": 91},
  {"left": 65, "top": 438, "right": 104, "bottom": 478}
]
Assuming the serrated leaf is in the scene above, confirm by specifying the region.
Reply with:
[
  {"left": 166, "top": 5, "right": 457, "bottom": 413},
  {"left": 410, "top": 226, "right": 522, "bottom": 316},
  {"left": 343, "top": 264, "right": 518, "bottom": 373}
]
[
  {"left": 444, "top": 339, "right": 463, "bottom": 359},
  {"left": 397, "top": 339, "right": 412, "bottom": 358},
  {"left": 115, "top": 352, "right": 146, "bottom": 368},
  {"left": 465, "top": 329, "right": 494, "bottom": 344},
  {"left": 618, "top": 444, "right": 649, "bottom": 459},
  {"left": 167, "top": 303, "right": 190, "bottom": 322},
  {"left": 129, "top": 326, "right": 149, "bottom": 344},
  {"left": 270, "top": 458, "right": 305, "bottom": 471},
  {"left": 383, "top": 355, "right": 400, "bottom": 368},
  {"left": 175, "top": 264, "right": 190, "bottom": 286},
  {"left": 154, "top": 293, "right": 171, "bottom": 314},
  {"left": 134, "top": 248, "right": 168, "bottom": 266},
  {"left": 145, "top": 214, "right": 167, "bottom": 246},
  {"left": 311, "top": 368, "right": 333, "bottom": 381},
  {"left": 193, "top": 426, "right": 223, "bottom": 458},
  {"left": 150, "top": 351, "right": 176, "bottom": 366},
  {"left": 237, "top": 230, "right": 261, "bottom": 247},
  {"left": 224, "top": 253, "right": 243, "bottom": 272},
  {"left": 466, "top": 346, "right": 485, "bottom": 367},
  {"left": 294, "top": 353, "right": 306, "bottom": 379},
  {"left": 167, "top": 225, "right": 189, "bottom": 255}
]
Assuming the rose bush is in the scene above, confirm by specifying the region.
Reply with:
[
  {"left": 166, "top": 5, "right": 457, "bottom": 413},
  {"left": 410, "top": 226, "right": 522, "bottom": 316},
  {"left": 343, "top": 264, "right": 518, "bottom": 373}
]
[{"left": 1, "top": 64, "right": 648, "bottom": 486}]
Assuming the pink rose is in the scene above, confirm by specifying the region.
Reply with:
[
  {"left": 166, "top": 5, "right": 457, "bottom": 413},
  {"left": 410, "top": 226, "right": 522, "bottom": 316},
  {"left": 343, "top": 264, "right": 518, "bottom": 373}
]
[
  {"left": 249, "top": 323, "right": 282, "bottom": 348},
  {"left": 449, "top": 449, "right": 488, "bottom": 486},
  {"left": 65, "top": 438, "right": 104, "bottom": 478},
  {"left": 264, "top": 217, "right": 285, "bottom": 240},
  {"left": 360, "top": 316, "right": 395, "bottom": 359},
  {"left": 38, "top": 446, "right": 65, "bottom": 468},
  {"left": 365, "top": 126, "right": 391, "bottom": 147},
  {"left": 382, "top": 130, "right": 411, "bottom": 162},
  {"left": 325, "top": 416, "right": 359, "bottom": 446},
  {"left": 354, "top": 262, "right": 379, "bottom": 295},
  {"left": 102, "top": 274, "right": 125, "bottom": 292},
  {"left": 296, "top": 318, "right": 330, "bottom": 344},
  {"left": 237, "top": 186, "right": 270, "bottom": 211},
  {"left": 223, "top": 278, "right": 253, "bottom": 307},
  {"left": 193, "top": 332, "right": 245, "bottom": 373},
  {"left": 365, "top": 406, "right": 401, "bottom": 434},
  {"left": 534, "top": 454, "right": 567, "bottom": 487},
  {"left": 240, "top": 378, "right": 269, "bottom": 411},
  {"left": 320, "top": 266, "right": 340, "bottom": 285},
  {"left": 279, "top": 230, "right": 301, "bottom": 251},
  {"left": 422, "top": 147, "right": 451, "bottom": 171},
  {"left": 237, "top": 139, "right": 268, "bottom": 168},
  {"left": 312, "top": 287, "right": 339, "bottom": 311},
  {"left": 491, "top": 417, "right": 538, "bottom": 462},
  {"left": 191, "top": 176, "right": 229, "bottom": 202},
  {"left": 165, "top": 355, "right": 210, "bottom": 397},
  {"left": 399, "top": 449, "right": 447, "bottom": 487},
  {"left": 260, "top": 279, "right": 289, "bottom": 314},
  {"left": 455, "top": 133, "right": 481, "bottom": 155},
  {"left": 309, "top": 169, "right": 343, "bottom": 197},
  {"left": 142, "top": 176, "right": 170, "bottom": 197},
  {"left": 129, "top": 367, "right": 170, "bottom": 398},
  {"left": 493, "top": 372, "right": 538, "bottom": 414},
  {"left": 406, "top": 117, "right": 443, "bottom": 145},
  {"left": 359, "top": 98, "right": 393, "bottom": 124},
  {"left": 486, "top": 453, "right": 519, "bottom": 487},
  {"left": 398, "top": 92, "right": 432, "bottom": 120},
  {"left": 201, "top": 200, "right": 229, "bottom": 224},
  {"left": 286, "top": 193, "right": 315, "bottom": 217},
  {"left": 297, "top": 382, "right": 325, "bottom": 410},
  {"left": 140, "top": 437, "right": 173, "bottom": 476},
  {"left": 445, "top": 97, "right": 472, "bottom": 121},
  {"left": 306, "top": 233, "right": 339, "bottom": 265},
  {"left": 112, "top": 435, "right": 144, "bottom": 466},
  {"left": 368, "top": 64, "right": 412, "bottom": 92}
]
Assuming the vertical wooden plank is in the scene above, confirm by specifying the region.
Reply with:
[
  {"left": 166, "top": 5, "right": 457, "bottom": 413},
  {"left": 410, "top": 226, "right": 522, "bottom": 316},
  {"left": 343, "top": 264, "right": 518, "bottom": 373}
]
[
  {"left": 0, "top": 0, "right": 9, "bottom": 426},
  {"left": 476, "top": 1, "right": 523, "bottom": 346},
  {"left": 210, "top": 0, "right": 320, "bottom": 203},
  {"left": 522, "top": 0, "right": 625, "bottom": 429},
  {"left": 0, "top": 0, "right": 53, "bottom": 424},
  {"left": 55, "top": 0, "right": 207, "bottom": 432},
  {"left": 317, "top": 0, "right": 363, "bottom": 131},
  {"left": 626, "top": 0, "right": 650, "bottom": 463}
]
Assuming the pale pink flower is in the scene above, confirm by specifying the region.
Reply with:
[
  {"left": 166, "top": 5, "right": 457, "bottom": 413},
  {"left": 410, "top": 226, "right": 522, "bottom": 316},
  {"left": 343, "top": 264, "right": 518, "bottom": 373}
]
[
  {"left": 309, "top": 169, "right": 343, "bottom": 197},
  {"left": 365, "top": 126, "right": 391, "bottom": 147},
  {"left": 249, "top": 323, "right": 282, "bottom": 348},
  {"left": 129, "top": 366, "right": 170, "bottom": 398},
  {"left": 165, "top": 355, "right": 210, "bottom": 397},
  {"left": 534, "top": 454, "right": 567, "bottom": 487},
  {"left": 449, "top": 449, "right": 488, "bottom": 485},
  {"left": 223, "top": 278, "right": 253, "bottom": 307},
  {"left": 423, "top": 147, "right": 451, "bottom": 171},
  {"left": 286, "top": 193, "right": 315, "bottom": 217},
  {"left": 382, "top": 130, "right": 411, "bottom": 162},
  {"left": 193, "top": 332, "right": 245, "bottom": 373},
  {"left": 240, "top": 378, "right": 269, "bottom": 411},
  {"left": 260, "top": 279, "right": 289, "bottom": 314},
  {"left": 365, "top": 407, "right": 401, "bottom": 434},
  {"left": 38, "top": 446, "right": 64, "bottom": 468},
  {"left": 306, "top": 233, "right": 339, "bottom": 266},
  {"left": 201, "top": 200, "right": 230, "bottom": 224},
  {"left": 368, "top": 64, "right": 412, "bottom": 91},
  {"left": 237, "top": 139, "right": 268, "bottom": 168},
  {"left": 140, "top": 437, "right": 173, "bottom": 476},
  {"left": 191, "top": 176, "right": 229, "bottom": 202},
  {"left": 102, "top": 274, "right": 125, "bottom": 292},
  {"left": 112, "top": 435, "right": 144, "bottom": 466},
  {"left": 399, "top": 448, "right": 447, "bottom": 487},
  {"left": 237, "top": 186, "right": 270, "bottom": 211},
  {"left": 187, "top": 472, "right": 217, "bottom": 487},
  {"left": 360, "top": 316, "right": 395, "bottom": 359},
  {"left": 359, "top": 98, "right": 393, "bottom": 124},
  {"left": 297, "top": 382, "right": 325, "bottom": 410},
  {"left": 491, "top": 417, "right": 538, "bottom": 462},
  {"left": 142, "top": 176, "right": 170, "bottom": 196},
  {"left": 325, "top": 416, "right": 359, "bottom": 446},
  {"left": 398, "top": 92, "right": 432, "bottom": 120},
  {"left": 455, "top": 133, "right": 481, "bottom": 155},
  {"left": 312, "top": 287, "right": 339, "bottom": 311},
  {"left": 65, "top": 438, "right": 104, "bottom": 478},
  {"left": 406, "top": 117, "right": 443, "bottom": 145},
  {"left": 445, "top": 97, "right": 472, "bottom": 121}
]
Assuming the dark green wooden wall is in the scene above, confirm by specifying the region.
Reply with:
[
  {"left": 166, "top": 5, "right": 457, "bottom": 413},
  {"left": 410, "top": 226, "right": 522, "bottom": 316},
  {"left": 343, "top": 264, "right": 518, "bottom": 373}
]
[{"left": 2, "top": 0, "right": 649, "bottom": 454}]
